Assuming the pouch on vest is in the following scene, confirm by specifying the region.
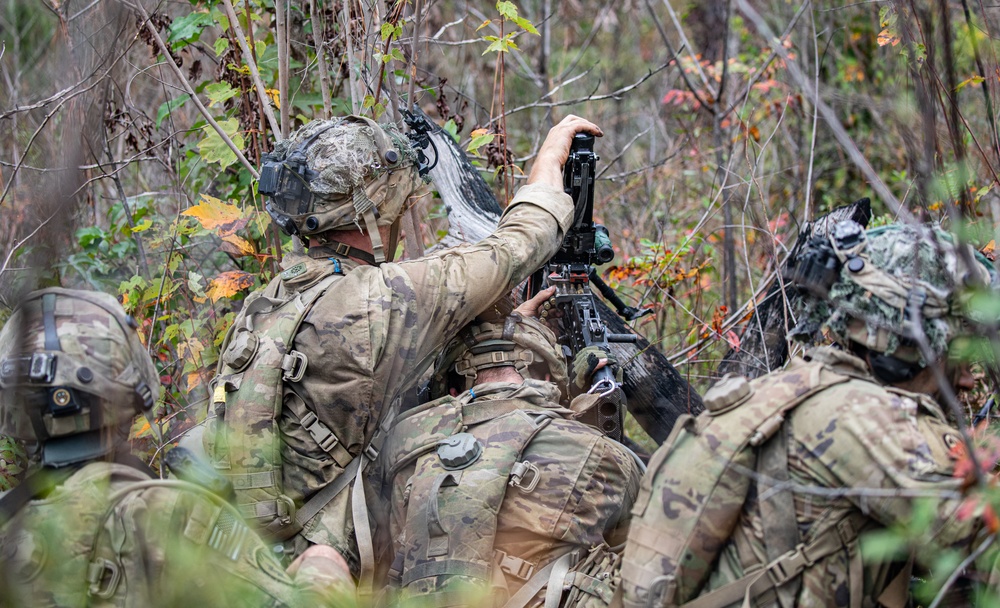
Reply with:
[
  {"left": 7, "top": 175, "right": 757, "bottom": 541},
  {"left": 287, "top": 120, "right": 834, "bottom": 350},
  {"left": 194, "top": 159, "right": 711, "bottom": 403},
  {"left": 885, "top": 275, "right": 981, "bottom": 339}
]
[
  {"left": 619, "top": 358, "right": 849, "bottom": 608},
  {"left": 204, "top": 270, "right": 340, "bottom": 537},
  {"left": 387, "top": 395, "right": 557, "bottom": 607}
]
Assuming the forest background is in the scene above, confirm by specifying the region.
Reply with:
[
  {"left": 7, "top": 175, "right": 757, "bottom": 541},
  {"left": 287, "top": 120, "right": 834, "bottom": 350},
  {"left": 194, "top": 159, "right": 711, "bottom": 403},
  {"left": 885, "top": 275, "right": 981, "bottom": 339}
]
[{"left": 4, "top": 0, "right": 1000, "bottom": 600}]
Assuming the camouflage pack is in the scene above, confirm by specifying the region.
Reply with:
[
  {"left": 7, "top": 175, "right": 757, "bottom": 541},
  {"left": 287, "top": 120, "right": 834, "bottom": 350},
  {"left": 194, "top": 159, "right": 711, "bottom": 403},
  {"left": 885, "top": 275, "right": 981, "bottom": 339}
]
[
  {"left": 385, "top": 383, "right": 629, "bottom": 607},
  {"left": 619, "top": 356, "right": 852, "bottom": 608},
  {"left": 206, "top": 263, "right": 343, "bottom": 539}
]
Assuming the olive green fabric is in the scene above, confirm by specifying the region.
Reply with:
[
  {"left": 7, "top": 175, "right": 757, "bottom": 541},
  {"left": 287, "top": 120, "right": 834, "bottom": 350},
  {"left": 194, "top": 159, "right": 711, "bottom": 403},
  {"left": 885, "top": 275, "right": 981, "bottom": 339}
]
[
  {"left": 386, "top": 379, "right": 642, "bottom": 607},
  {"left": 0, "top": 461, "right": 325, "bottom": 607},
  {"left": 621, "top": 346, "right": 985, "bottom": 608},
  {"left": 205, "top": 182, "right": 575, "bottom": 574}
]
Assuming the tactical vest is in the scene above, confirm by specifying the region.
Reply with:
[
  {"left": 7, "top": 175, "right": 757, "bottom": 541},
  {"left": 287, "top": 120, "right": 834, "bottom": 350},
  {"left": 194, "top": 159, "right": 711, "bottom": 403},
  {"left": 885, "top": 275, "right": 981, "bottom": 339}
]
[
  {"left": 385, "top": 390, "right": 625, "bottom": 608},
  {"left": 206, "top": 261, "right": 343, "bottom": 540},
  {"left": 620, "top": 356, "right": 864, "bottom": 608},
  {"left": 0, "top": 461, "right": 272, "bottom": 606}
]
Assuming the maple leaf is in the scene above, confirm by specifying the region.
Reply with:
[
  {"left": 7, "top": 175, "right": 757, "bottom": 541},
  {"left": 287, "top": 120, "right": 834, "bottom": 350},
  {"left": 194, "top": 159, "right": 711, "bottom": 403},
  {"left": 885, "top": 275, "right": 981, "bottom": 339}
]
[
  {"left": 220, "top": 234, "right": 255, "bottom": 256},
  {"left": 206, "top": 270, "right": 255, "bottom": 302},
  {"left": 182, "top": 194, "right": 248, "bottom": 235}
]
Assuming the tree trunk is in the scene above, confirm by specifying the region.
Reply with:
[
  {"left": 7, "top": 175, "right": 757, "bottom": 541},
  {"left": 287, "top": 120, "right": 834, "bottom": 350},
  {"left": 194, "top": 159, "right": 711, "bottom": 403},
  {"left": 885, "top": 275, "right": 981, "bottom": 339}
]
[{"left": 716, "top": 198, "right": 873, "bottom": 380}]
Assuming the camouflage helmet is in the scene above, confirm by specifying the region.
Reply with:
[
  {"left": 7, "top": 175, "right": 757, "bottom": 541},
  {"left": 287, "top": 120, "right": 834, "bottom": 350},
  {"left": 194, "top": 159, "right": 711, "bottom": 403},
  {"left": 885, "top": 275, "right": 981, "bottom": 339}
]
[
  {"left": 430, "top": 313, "right": 570, "bottom": 400},
  {"left": 789, "top": 220, "right": 993, "bottom": 366},
  {"left": 0, "top": 288, "right": 160, "bottom": 467},
  {"left": 259, "top": 116, "right": 425, "bottom": 263}
]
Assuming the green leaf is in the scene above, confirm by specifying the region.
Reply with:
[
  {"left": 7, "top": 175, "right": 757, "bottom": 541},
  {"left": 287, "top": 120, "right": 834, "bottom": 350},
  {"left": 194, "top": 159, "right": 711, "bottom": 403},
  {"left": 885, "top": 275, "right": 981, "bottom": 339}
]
[
  {"left": 167, "top": 12, "right": 214, "bottom": 48},
  {"left": 442, "top": 119, "right": 459, "bottom": 142},
  {"left": 254, "top": 40, "right": 266, "bottom": 58},
  {"left": 131, "top": 218, "right": 154, "bottom": 233},
  {"left": 155, "top": 94, "right": 191, "bottom": 128},
  {"left": 381, "top": 22, "right": 395, "bottom": 41},
  {"left": 214, "top": 37, "right": 230, "bottom": 57},
  {"left": 197, "top": 118, "right": 245, "bottom": 168},
  {"left": 389, "top": 48, "right": 405, "bottom": 62},
  {"left": 362, "top": 94, "right": 376, "bottom": 110},
  {"left": 467, "top": 133, "right": 495, "bottom": 154},
  {"left": 482, "top": 36, "right": 506, "bottom": 55},
  {"left": 512, "top": 15, "right": 538, "bottom": 35},
  {"left": 496, "top": 1, "right": 518, "bottom": 20},
  {"left": 205, "top": 82, "right": 239, "bottom": 107},
  {"left": 956, "top": 74, "right": 985, "bottom": 91}
]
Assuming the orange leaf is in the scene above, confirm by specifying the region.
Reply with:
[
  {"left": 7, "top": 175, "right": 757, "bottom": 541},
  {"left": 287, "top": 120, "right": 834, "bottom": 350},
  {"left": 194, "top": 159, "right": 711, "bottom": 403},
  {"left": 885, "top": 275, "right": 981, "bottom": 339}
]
[
  {"left": 221, "top": 234, "right": 255, "bottom": 256},
  {"left": 877, "top": 29, "right": 900, "bottom": 47},
  {"left": 470, "top": 128, "right": 489, "bottom": 138},
  {"left": 206, "top": 270, "right": 255, "bottom": 302},
  {"left": 981, "top": 240, "right": 996, "bottom": 262},
  {"left": 182, "top": 194, "right": 247, "bottom": 235}
]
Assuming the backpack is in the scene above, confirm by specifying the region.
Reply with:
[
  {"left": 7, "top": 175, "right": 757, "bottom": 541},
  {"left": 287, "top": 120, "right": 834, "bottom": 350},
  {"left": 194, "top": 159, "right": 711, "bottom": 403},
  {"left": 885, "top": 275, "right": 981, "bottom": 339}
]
[
  {"left": 384, "top": 388, "right": 627, "bottom": 608},
  {"left": 618, "top": 356, "right": 853, "bottom": 608},
  {"left": 205, "top": 260, "right": 346, "bottom": 541}
]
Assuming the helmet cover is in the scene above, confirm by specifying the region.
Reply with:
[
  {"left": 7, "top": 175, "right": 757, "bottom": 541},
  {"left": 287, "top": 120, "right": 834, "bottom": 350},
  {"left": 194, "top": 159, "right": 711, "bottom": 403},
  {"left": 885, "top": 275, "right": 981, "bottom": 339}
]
[
  {"left": 0, "top": 288, "right": 160, "bottom": 449},
  {"left": 791, "top": 221, "right": 993, "bottom": 365},
  {"left": 261, "top": 115, "right": 425, "bottom": 238}
]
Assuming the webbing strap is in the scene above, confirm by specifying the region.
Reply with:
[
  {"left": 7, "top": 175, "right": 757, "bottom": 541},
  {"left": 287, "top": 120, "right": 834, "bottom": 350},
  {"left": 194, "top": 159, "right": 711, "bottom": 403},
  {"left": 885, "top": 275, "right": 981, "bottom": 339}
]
[
  {"left": 756, "top": 425, "right": 800, "bottom": 608},
  {"left": 679, "top": 512, "right": 866, "bottom": 608},
  {"left": 401, "top": 559, "right": 492, "bottom": 586},
  {"left": 501, "top": 551, "right": 574, "bottom": 608},
  {"left": 308, "top": 240, "right": 378, "bottom": 266},
  {"left": 543, "top": 550, "right": 576, "bottom": 608},
  {"left": 353, "top": 456, "right": 376, "bottom": 595},
  {"left": 226, "top": 470, "right": 276, "bottom": 490},
  {"left": 0, "top": 467, "right": 76, "bottom": 526},
  {"left": 41, "top": 293, "right": 61, "bottom": 351}
]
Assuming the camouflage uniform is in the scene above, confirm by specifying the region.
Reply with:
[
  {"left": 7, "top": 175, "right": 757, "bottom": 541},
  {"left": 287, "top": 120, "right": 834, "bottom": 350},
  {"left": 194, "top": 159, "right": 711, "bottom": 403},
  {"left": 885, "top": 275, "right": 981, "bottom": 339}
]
[
  {"left": 206, "top": 116, "right": 576, "bottom": 577},
  {"left": 620, "top": 222, "right": 994, "bottom": 608},
  {"left": 385, "top": 315, "right": 641, "bottom": 607},
  {"left": 0, "top": 461, "right": 317, "bottom": 607},
  {"left": 692, "top": 347, "right": 973, "bottom": 607},
  {"left": 0, "top": 288, "right": 343, "bottom": 606}
]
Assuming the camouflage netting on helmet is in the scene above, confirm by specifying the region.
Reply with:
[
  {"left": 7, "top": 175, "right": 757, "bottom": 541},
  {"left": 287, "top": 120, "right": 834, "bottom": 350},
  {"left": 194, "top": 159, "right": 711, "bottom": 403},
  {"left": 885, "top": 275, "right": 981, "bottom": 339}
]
[
  {"left": 791, "top": 223, "right": 991, "bottom": 365},
  {"left": 264, "top": 116, "right": 424, "bottom": 235}
]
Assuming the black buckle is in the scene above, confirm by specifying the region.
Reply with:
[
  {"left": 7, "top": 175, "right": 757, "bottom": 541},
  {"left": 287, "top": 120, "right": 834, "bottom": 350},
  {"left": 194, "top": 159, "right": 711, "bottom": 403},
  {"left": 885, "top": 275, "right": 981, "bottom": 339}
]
[{"left": 0, "top": 353, "right": 56, "bottom": 384}]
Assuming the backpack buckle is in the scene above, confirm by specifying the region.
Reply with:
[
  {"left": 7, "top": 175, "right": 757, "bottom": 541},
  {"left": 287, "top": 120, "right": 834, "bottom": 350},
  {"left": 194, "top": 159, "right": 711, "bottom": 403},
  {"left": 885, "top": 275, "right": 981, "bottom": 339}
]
[{"left": 495, "top": 550, "right": 535, "bottom": 581}]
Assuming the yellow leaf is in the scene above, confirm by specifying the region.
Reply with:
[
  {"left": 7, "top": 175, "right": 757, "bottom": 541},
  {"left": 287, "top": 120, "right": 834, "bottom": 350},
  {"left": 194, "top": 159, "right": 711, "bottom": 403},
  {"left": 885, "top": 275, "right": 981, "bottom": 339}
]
[
  {"left": 182, "top": 194, "right": 246, "bottom": 234},
  {"left": 470, "top": 128, "right": 489, "bottom": 138},
  {"left": 206, "top": 270, "right": 255, "bottom": 302},
  {"left": 265, "top": 87, "right": 281, "bottom": 109},
  {"left": 877, "top": 29, "right": 900, "bottom": 47},
  {"left": 221, "top": 234, "right": 255, "bottom": 256},
  {"left": 476, "top": 19, "right": 492, "bottom": 32}
]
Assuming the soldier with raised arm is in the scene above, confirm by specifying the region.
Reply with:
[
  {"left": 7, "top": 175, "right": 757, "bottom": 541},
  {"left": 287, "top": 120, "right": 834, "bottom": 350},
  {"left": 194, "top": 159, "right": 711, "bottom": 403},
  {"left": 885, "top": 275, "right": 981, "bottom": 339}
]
[{"left": 204, "top": 114, "right": 602, "bottom": 589}]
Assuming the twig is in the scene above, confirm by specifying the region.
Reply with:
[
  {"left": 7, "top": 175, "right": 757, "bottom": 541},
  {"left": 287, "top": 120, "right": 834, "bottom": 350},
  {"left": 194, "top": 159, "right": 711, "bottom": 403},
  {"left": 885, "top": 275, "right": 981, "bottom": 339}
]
[
  {"left": 928, "top": 535, "right": 995, "bottom": 608},
  {"left": 310, "top": 0, "right": 333, "bottom": 117},
  {"left": 130, "top": 1, "right": 259, "bottom": 179},
  {"left": 219, "top": 0, "right": 281, "bottom": 137},
  {"left": 734, "top": 0, "right": 913, "bottom": 223},
  {"left": 275, "top": 0, "right": 290, "bottom": 138}
]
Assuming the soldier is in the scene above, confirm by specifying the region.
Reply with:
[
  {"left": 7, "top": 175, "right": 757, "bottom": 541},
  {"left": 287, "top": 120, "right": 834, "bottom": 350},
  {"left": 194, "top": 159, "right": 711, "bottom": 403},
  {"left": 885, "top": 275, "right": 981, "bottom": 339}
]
[
  {"left": 205, "top": 114, "right": 602, "bottom": 589},
  {"left": 620, "top": 222, "right": 995, "bottom": 608},
  {"left": 384, "top": 300, "right": 642, "bottom": 607},
  {"left": 0, "top": 288, "right": 351, "bottom": 606}
]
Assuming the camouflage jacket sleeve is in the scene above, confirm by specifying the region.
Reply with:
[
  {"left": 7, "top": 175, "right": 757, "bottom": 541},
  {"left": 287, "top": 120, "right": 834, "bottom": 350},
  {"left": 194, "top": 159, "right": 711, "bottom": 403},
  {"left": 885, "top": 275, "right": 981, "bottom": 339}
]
[
  {"left": 375, "top": 183, "right": 573, "bottom": 395},
  {"left": 114, "top": 484, "right": 324, "bottom": 607},
  {"left": 788, "top": 379, "right": 980, "bottom": 548}
]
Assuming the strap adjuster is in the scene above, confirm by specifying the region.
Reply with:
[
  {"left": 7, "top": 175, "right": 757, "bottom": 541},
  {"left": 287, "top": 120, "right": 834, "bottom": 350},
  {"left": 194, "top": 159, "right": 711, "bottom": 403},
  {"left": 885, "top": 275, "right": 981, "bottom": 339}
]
[
  {"left": 766, "top": 543, "right": 812, "bottom": 587},
  {"left": 335, "top": 242, "right": 351, "bottom": 256},
  {"left": 281, "top": 350, "right": 308, "bottom": 382},
  {"left": 300, "top": 411, "right": 340, "bottom": 453},
  {"left": 364, "top": 444, "right": 380, "bottom": 460},
  {"left": 495, "top": 550, "right": 535, "bottom": 580}
]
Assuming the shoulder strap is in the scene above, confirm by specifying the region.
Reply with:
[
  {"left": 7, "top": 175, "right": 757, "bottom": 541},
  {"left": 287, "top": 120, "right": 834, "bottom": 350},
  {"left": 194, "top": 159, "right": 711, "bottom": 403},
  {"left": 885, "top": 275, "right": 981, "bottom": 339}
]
[
  {"left": 756, "top": 425, "right": 800, "bottom": 608},
  {"left": 0, "top": 467, "right": 77, "bottom": 525}
]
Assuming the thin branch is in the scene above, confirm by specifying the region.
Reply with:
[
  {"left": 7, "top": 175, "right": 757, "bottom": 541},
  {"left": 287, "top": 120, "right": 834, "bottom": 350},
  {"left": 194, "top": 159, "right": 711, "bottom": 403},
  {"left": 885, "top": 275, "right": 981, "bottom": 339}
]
[
  {"left": 219, "top": 0, "right": 281, "bottom": 137},
  {"left": 130, "top": 1, "right": 259, "bottom": 179}
]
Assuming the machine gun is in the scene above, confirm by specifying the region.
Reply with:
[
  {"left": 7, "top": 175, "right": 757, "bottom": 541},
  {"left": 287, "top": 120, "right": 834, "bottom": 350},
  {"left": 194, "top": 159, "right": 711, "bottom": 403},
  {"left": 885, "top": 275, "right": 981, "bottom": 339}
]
[{"left": 527, "top": 133, "right": 651, "bottom": 441}]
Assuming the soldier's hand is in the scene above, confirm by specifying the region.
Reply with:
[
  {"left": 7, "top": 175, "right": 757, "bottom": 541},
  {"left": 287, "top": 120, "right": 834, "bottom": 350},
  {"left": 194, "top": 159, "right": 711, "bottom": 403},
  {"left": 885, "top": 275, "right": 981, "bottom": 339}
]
[
  {"left": 527, "top": 115, "right": 603, "bottom": 188},
  {"left": 515, "top": 286, "right": 556, "bottom": 318},
  {"left": 571, "top": 345, "right": 621, "bottom": 390},
  {"left": 288, "top": 544, "right": 353, "bottom": 596}
]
